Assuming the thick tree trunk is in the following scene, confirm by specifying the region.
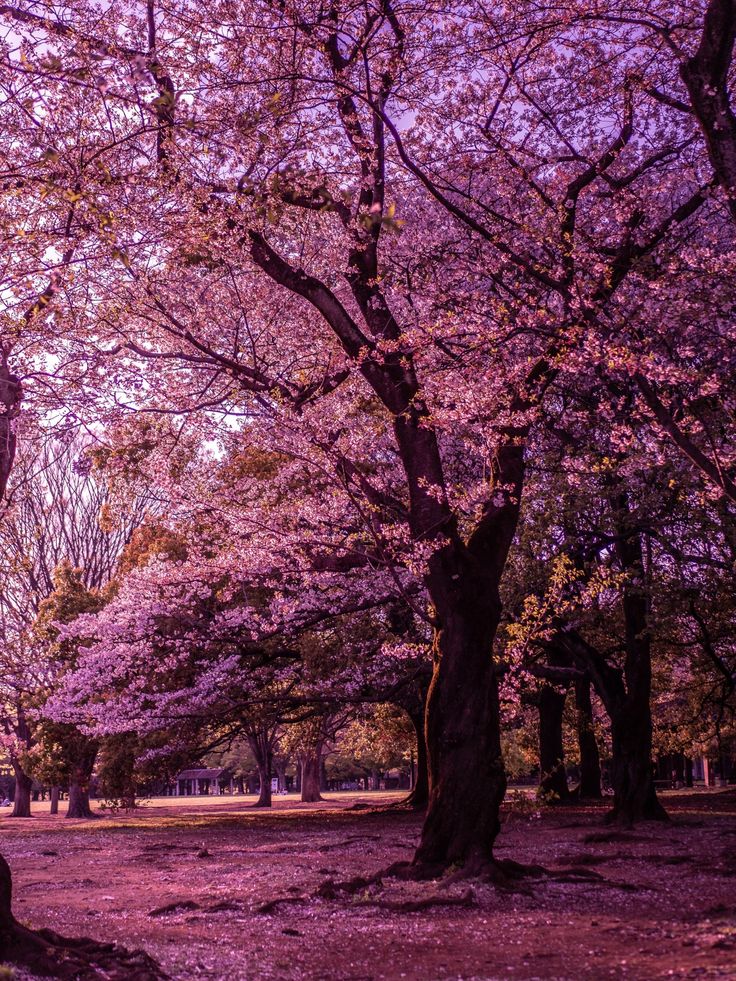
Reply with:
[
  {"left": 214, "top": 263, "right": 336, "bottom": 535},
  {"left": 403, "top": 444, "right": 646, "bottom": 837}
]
[
  {"left": 65, "top": 739, "right": 98, "bottom": 819},
  {"left": 67, "top": 778, "right": 95, "bottom": 819},
  {"left": 607, "top": 509, "right": 667, "bottom": 825},
  {"left": 680, "top": 0, "right": 736, "bottom": 224},
  {"left": 248, "top": 729, "right": 274, "bottom": 808},
  {"left": 256, "top": 765, "right": 272, "bottom": 808},
  {"left": 538, "top": 685, "right": 570, "bottom": 802},
  {"left": 11, "top": 764, "right": 32, "bottom": 818},
  {"left": 560, "top": 628, "right": 666, "bottom": 824},
  {"left": 1, "top": 852, "right": 13, "bottom": 946},
  {"left": 413, "top": 435, "right": 525, "bottom": 872},
  {"left": 414, "top": 572, "right": 507, "bottom": 871},
  {"left": 560, "top": 499, "right": 668, "bottom": 825},
  {"left": 575, "top": 676, "right": 602, "bottom": 799},
  {"left": 608, "top": 705, "right": 665, "bottom": 824},
  {"left": 50, "top": 786, "right": 60, "bottom": 815},
  {"left": 300, "top": 748, "right": 323, "bottom": 803}
]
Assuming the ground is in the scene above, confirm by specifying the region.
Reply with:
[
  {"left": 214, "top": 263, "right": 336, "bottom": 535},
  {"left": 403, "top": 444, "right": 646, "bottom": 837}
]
[{"left": 1, "top": 789, "right": 735, "bottom": 981}]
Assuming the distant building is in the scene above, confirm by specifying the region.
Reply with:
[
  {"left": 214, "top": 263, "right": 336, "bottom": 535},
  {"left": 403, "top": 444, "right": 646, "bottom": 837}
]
[{"left": 173, "top": 768, "right": 234, "bottom": 796}]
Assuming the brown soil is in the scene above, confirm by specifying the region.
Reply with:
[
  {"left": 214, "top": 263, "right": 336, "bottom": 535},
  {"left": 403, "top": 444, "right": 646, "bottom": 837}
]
[{"left": 1, "top": 789, "right": 735, "bottom": 980}]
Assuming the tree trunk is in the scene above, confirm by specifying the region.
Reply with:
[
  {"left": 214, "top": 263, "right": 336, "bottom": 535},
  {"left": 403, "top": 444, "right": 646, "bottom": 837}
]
[
  {"left": 247, "top": 729, "right": 274, "bottom": 808},
  {"left": 1, "top": 852, "right": 13, "bottom": 946},
  {"left": 65, "top": 738, "right": 98, "bottom": 819},
  {"left": 11, "top": 764, "right": 32, "bottom": 818},
  {"left": 607, "top": 508, "right": 667, "bottom": 824},
  {"left": 275, "top": 761, "right": 287, "bottom": 793},
  {"left": 256, "top": 765, "right": 272, "bottom": 807},
  {"left": 300, "top": 748, "right": 323, "bottom": 803},
  {"left": 49, "top": 786, "right": 60, "bottom": 815},
  {"left": 0, "top": 358, "right": 21, "bottom": 500},
  {"left": 414, "top": 564, "right": 507, "bottom": 872},
  {"left": 575, "top": 675, "right": 602, "bottom": 799},
  {"left": 685, "top": 756, "right": 694, "bottom": 788},
  {"left": 538, "top": 685, "right": 570, "bottom": 802},
  {"left": 607, "top": 702, "right": 666, "bottom": 823},
  {"left": 680, "top": 0, "right": 736, "bottom": 225},
  {"left": 560, "top": 501, "right": 668, "bottom": 826},
  {"left": 402, "top": 709, "right": 429, "bottom": 809},
  {"left": 67, "top": 778, "right": 94, "bottom": 819},
  {"left": 251, "top": 230, "right": 529, "bottom": 872}
]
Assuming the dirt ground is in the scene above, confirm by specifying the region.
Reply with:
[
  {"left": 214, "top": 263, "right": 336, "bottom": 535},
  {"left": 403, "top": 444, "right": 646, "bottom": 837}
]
[{"left": 1, "top": 789, "right": 735, "bottom": 981}]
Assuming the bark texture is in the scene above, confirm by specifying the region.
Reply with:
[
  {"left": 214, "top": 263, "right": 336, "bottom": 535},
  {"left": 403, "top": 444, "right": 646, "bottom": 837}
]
[
  {"left": 558, "top": 497, "right": 666, "bottom": 824},
  {"left": 247, "top": 727, "right": 276, "bottom": 808},
  {"left": 300, "top": 747, "right": 323, "bottom": 803},
  {"left": 575, "top": 676, "right": 602, "bottom": 799},
  {"left": 256, "top": 766, "right": 272, "bottom": 808},
  {"left": 608, "top": 509, "right": 667, "bottom": 823},
  {"left": 65, "top": 739, "right": 98, "bottom": 818},
  {"left": 538, "top": 685, "right": 570, "bottom": 802},
  {"left": 414, "top": 553, "right": 507, "bottom": 869},
  {"left": 403, "top": 707, "right": 429, "bottom": 810},
  {"left": 560, "top": 629, "right": 666, "bottom": 824},
  {"left": 0, "top": 354, "right": 21, "bottom": 500},
  {"left": 681, "top": 0, "right": 736, "bottom": 223},
  {"left": 67, "top": 780, "right": 94, "bottom": 819},
  {"left": 11, "top": 764, "right": 32, "bottom": 818}
]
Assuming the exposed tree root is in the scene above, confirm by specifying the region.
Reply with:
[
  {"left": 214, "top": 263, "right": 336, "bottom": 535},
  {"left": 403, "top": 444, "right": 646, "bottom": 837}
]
[
  {"left": 369, "top": 788, "right": 429, "bottom": 813},
  {"left": 314, "top": 874, "right": 380, "bottom": 899},
  {"left": 149, "top": 898, "right": 244, "bottom": 917},
  {"left": 311, "top": 856, "right": 550, "bottom": 897},
  {"left": 256, "top": 896, "right": 308, "bottom": 914},
  {"left": 207, "top": 899, "right": 243, "bottom": 913},
  {"left": 148, "top": 899, "right": 202, "bottom": 917},
  {"left": 312, "top": 852, "right": 626, "bottom": 899},
  {"left": 259, "top": 877, "right": 475, "bottom": 915},
  {"left": 256, "top": 851, "right": 631, "bottom": 920},
  {"left": 4, "top": 920, "right": 167, "bottom": 980},
  {"left": 1, "top": 854, "right": 167, "bottom": 979}
]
